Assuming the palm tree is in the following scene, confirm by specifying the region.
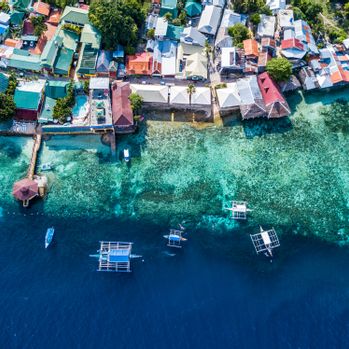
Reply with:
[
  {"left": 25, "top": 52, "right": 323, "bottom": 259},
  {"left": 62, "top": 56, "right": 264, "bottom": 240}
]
[
  {"left": 204, "top": 40, "right": 212, "bottom": 59},
  {"left": 187, "top": 83, "right": 196, "bottom": 106}
]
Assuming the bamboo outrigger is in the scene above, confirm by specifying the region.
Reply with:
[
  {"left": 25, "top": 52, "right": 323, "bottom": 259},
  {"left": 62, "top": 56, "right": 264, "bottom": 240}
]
[
  {"left": 164, "top": 228, "right": 187, "bottom": 248},
  {"left": 250, "top": 226, "right": 280, "bottom": 257},
  {"left": 225, "top": 201, "right": 251, "bottom": 220}
]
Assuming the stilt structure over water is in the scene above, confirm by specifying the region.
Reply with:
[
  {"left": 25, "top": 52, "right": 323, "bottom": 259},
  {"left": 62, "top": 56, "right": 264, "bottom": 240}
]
[
  {"left": 97, "top": 241, "right": 133, "bottom": 272},
  {"left": 225, "top": 201, "right": 251, "bottom": 220},
  {"left": 250, "top": 226, "right": 280, "bottom": 257}
]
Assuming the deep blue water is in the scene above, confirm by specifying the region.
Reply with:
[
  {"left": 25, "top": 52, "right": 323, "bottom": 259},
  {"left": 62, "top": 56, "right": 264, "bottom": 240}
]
[{"left": 1, "top": 214, "right": 349, "bottom": 349}]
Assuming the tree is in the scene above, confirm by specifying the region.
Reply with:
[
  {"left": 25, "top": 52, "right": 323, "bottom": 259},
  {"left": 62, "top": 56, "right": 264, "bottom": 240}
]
[
  {"left": 250, "top": 13, "right": 260, "bottom": 26},
  {"left": 227, "top": 23, "right": 250, "bottom": 45},
  {"left": 164, "top": 12, "right": 173, "bottom": 22},
  {"left": 30, "top": 15, "right": 47, "bottom": 37},
  {"left": 53, "top": 80, "right": 75, "bottom": 124},
  {"left": 187, "top": 83, "right": 196, "bottom": 105},
  {"left": 345, "top": 3, "right": 349, "bottom": 19},
  {"left": 259, "top": 5, "right": 272, "bottom": 15},
  {"left": 266, "top": 57, "right": 292, "bottom": 82},
  {"left": 204, "top": 40, "right": 212, "bottom": 58},
  {"left": 89, "top": 0, "right": 145, "bottom": 49},
  {"left": 0, "top": 93, "right": 16, "bottom": 121},
  {"left": 129, "top": 93, "right": 143, "bottom": 115},
  {"left": 6, "top": 72, "right": 17, "bottom": 96},
  {"left": 233, "top": 0, "right": 264, "bottom": 14},
  {"left": 0, "top": 0, "right": 10, "bottom": 12},
  {"left": 146, "top": 28, "right": 155, "bottom": 40}
]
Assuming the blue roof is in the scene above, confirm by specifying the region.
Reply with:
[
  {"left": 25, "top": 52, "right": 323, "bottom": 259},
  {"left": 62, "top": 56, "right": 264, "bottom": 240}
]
[
  {"left": 0, "top": 24, "right": 8, "bottom": 34},
  {"left": 113, "top": 44, "right": 124, "bottom": 58},
  {"left": 108, "top": 249, "right": 130, "bottom": 263},
  {"left": 169, "top": 235, "right": 181, "bottom": 242}
]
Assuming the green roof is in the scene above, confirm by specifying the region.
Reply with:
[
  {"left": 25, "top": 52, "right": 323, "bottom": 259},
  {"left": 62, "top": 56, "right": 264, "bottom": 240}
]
[
  {"left": 10, "top": 11, "right": 25, "bottom": 26},
  {"left": 57, "top": 27, "right": 79, "bottom": 51},
  {"left": 76, "top": 43, "right": 98, "bottom": 75},
  {"left": 53, "top": 47, "right": 74, "bottom": 75},
  {"left": 60, "top": 6, "right": 90, "bottom": 26},
  {"left": 0, "top": 73, "right": 9, "bottom": 93},
  {"left": 14, "top": 89, "right": 41, "bottom": 110},
  {"left": 13, "top": 0, "right": 31, "bottom": 11},
  {"left": 8, "top": 54, "right": 41, "bottom": 71},
  {"left": 45, "top": 80, "right": 69, "bottom": 99},
  {"left": 80, "top": 24, "right": 101, "bottom": 49},
  {"left": 13, "top": 48, "right": 30, "bottom": 56},
  {"left": 166, "top": 24, "right": 184, "bottom": 41},
  {"left": 160, "top": 0, "right": 178, "bottom": 18},
  {"left": 39, "top": 96, "right": 56, "bottom": 123},
  {"left": 185, "top": 0, "right": 202, "bottom": 17},
  {"left": 41, "top": 37, "right": 63, "bottom": 68}
]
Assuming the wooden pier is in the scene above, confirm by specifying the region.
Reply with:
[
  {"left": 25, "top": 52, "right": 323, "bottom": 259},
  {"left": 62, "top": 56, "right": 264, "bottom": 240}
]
[{"left": 27, "top": 133, "right": 42, "bottom": 180}]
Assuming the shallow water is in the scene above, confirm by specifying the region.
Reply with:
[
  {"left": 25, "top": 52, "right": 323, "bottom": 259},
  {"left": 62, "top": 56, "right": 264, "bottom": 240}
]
[{"left": 1, "top": 88, "right": 349, "bottom": 348}]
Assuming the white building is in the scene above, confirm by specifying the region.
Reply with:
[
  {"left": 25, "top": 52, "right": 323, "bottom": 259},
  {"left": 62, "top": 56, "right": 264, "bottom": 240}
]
[
  {"left": 169, "top": 86, "right": 190, "bottom": 104},
  {"left": 191, "top": 87, "right": 211, "bottom": 105},
  {"left": 216, "top": 82, "right": 240, "bottom": 109},
  {"left": 130, "top": 84, "right": 169, "bottom": 103}
]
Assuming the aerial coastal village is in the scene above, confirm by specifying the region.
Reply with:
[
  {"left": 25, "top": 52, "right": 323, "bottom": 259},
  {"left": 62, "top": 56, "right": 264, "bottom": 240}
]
[{"left": 0, "top": 0, "right": 348, "bottom": 131}]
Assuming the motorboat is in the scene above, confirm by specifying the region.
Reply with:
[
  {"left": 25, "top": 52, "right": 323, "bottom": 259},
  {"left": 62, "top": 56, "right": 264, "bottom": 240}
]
[
  {"left": 45, "top": 227, "right": 55, "bottom": 249},
  {"left": 124, "top": 149, "right": 130, "bottom": 162}
]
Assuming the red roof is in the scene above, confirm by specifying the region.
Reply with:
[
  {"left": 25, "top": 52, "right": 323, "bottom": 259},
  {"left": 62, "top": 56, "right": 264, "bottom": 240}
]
[
  {"left": 243, "top": 39, "right": 259, "bottom": 58},
  {"left": 281, "top": 38, "right": 304, "bottom": 51},
  {"left": 47, "top": 9, "right": 61, "bottom": 25},
  {"left": 13, "top": 178, "right": 38, "bottom": 202},
  {"left": 33, "top": 1, "right": 51, "bottom": 16},
  {"left": 261, "top": 37, "right": 276, "bottom": 49},
  {"left": 111, "top": 81, "right": 134, "bottom": 128},
  {"left": 126, "top": 52, "right": 153, "bottom": 75}
]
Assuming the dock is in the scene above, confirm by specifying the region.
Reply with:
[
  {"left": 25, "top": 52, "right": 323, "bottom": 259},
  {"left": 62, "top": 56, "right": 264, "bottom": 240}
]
[{"left": 27, "top": 133, "right": 42, "bottom": 180}]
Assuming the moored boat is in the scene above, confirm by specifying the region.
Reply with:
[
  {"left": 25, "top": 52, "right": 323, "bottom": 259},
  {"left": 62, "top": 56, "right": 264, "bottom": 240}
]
[
  {"left": 124, "top": 149, "right": 130, "bottom": 162},
  {"left": 40, "top": 162, "right": 53, "bottom": 171},
  {"left": 45, "top": 227, "right": 55, "bottom": 248}
]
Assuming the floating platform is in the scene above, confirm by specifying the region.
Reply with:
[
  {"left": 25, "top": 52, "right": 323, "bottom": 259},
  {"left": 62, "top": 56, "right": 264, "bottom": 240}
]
[
  {"left": 250, "top": 227, "right": 280, "bottom": 256},
  {"left": 97, "top": 241, "right": 133, "bottom": 272}
]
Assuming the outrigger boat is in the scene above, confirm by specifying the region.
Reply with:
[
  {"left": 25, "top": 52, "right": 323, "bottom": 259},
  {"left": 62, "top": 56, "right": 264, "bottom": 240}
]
[
  {"left": 164, "top": 226, "right": 187, "bottom": 248},
  {"left": 45, "top": 227, "right": 55, "bottom": 248},
  {"left": 225, "top": 200, "right": 252, "bottom": 220},
  {"left": 40, "top": 162, "right": 53, "bottom": 171},
  {"left": 250, "top": 226, "right": 280, "bottom": 257}
]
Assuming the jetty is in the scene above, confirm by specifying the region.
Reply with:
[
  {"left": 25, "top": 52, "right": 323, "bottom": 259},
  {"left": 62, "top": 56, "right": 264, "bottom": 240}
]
[{"left": 12, "top": 132, "right": 46, "bottom": 207}]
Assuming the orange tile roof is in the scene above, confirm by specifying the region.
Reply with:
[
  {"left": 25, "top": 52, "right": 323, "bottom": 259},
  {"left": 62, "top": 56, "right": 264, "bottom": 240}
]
[
  {"left": 33, "top": 1, "right": 50, "bottom": 16},
  {"left": 243, "top": 39, "right": 258, "bottom": 58},
  {"left": 4, "top": 38, "right": 21, "bottom": 48},
  {"left": 126, "top": 52, "right": 153, "bottom": 75},
  {"left": 47, "top": 9, "right": 61, "bottom": 25}
]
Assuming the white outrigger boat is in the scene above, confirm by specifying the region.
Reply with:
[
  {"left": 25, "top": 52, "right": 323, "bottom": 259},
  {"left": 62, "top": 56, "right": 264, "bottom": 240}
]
[
  {"left": 164, "top": 226, "right": 187, "bottom": 248},
  {"left": 45, "top": 227, "right": 55, "bottom": 248},
  {"left": 225, "top": 200, "right": 252, "bottom": 220},
  {"left": 123, "top": 149, "right": 130, "bottom": 162}
]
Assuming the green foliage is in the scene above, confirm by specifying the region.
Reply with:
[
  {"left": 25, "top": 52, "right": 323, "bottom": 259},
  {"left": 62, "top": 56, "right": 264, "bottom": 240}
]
[
  {"left": 83, "top": 80, "right": 89, "bottom": 94},
  {"left": 227, "top": 23, "right": 250, "bottom": 45},
  {"left": 62, "top": 23, "right": 82, "bottom": 35},
  {"left": 0, "top": 0, "right": 10, "bottom": 12},
  {"left": 259, "top": 5, "right": 272, "bottom": 15},
  {"left": 344, "top": 3, "right": 349, "bottom": 19},
  {"left": 215, "top": 83, "right": 227, "bottom": 89},
  {"left": 164, "top": 12, "right": 173, "bottom": 22},
  {"left": 129, "top": 93, "right": 143, "bottom": 114},
  {"left": 291, "top": 0, "right": 323, "bottom": 24},
  {"left": 250, "top": 13, "right": 260, "bottom": 26},
  {"left": 45, "top": 0, "right": 76, "bottom": 9},
  {"left": 30, "top": 15, "right": 47, "bottom": 37},
  {"left": 292, "top": 6, "right": 305, "bottom": 20},
  {"left": 0, "top": 94, "right": 15, "bottom": 121},
  {"left": 53, "top": 80, "right": 75, "bottom": 124},
  {"left": 233, "top": 0, "right": 265, "bottom": 14},
  {"left": 89, "top": 0, "right": 145, "bottom": 50},
  {"left": 328, "top": 27, "right": 347, "bottom": 44},
  {"left": 266, "top": 57, "right": 292, "bottom": 82},
  {"left": 146, "top": 28, "right": 155, "bottom": 40},
  {"left": 7, "top": 72, "right": 18, "bottom": 96}
]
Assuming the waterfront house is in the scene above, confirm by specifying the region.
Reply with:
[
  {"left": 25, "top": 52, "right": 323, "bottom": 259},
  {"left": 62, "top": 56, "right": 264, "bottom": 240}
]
[
  {"left": 257, "top": 15, "right": 276, "bottom": 39},
  {"left": 198, "top": 5, "right": 222, "bottom": 36},
  {"left": 169, "top": 85, "right": 190, "bottom": 105},
  {"left": 236, "top": 76, "right": 266, "bottom": 119},
  {"left": 298, "top": 66, "right": 319, "bottom": 90},
  {"left": 159, "top": 0, "right": 178, "bottom": 18},
  {"left": 278, "top": 74, "right": 301, "bottom": 93},
  {"left": 14, "top": 79, "right": 45, "bottom": 121},
  {"left": 293, "top": 19, "right": 318, "bottom": 55},
  {"left": 266, "top": 0, "right": 286, "bottom": 13},
  {"left": 216, "top": 82, "right": 241, "bottom": 111},
  {"left": 185, "top": 0, "right": 202, "bottom": 17},
  {"left": 257, "top": 72, "right": 291, "bottom": 118},
  {"left": 243, "top": 39, "right": 258, "bottom": 61},
  {"left": 191, "top": 87, "right": 211, "bottom": 106},
  {"left": 111, "top": 81, "right": 135, "bottom": 133},
  {"left": 127, "top": 52, "right": 153, "bottom": 76},
  {"left": 60, "top": 6, "right": 89, "bottom": 26},
  {"left": 180, "top": 26, "right": 206, "bottom": 47},
  {"left": 130, "top": 84, "right": 169, "bottom": 104},
  {"left": 215, "top": 10, "right": 246, "bottom": 49}
]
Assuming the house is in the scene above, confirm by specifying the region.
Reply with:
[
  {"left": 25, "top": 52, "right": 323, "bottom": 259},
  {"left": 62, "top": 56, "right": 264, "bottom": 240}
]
[
  {"left": 33, "top": 1, "right": 51, "bottom": 16},
  {"left": 154, "top": 17, "right": 168, "bottom": 40},
  {"left": 281, "top": 38, "right": 306, "bottom": 61},
  {"left": 198, "top": 5, "right": 222, "bottom": 36},
  {"left": 9, "top": 11, "right": 25, "bottom": 27},
  {"left": 111, "top": 81, "right": 135, "bottom": 133},
  {"left": 257, "top": 72, "right": 290, "bottom": 118},
  {"left": 243, "top": 39, "right": 258, "bottom": 61},
  {"left": 96, "top": 50, "right": 112, "bottom": 77},
  {"left": 216, "top": 82, "right": 241, "bottom": 110},
  {"left": 257, "top": 15, "right": 275, "bottom": 39},
  {"left": 40, "top": 36, "right": 63, "bottom": 72},
  {"left": 215, "top": 10, "right": 246, "bottom": 49},
  {"left": 130, "top": 84, "right": 169, "bottom": 104},
  {"left": 0, "top": 72, "right": 9, "bottom": 93},
  {"left": 146, "top": 13, "right": 158, "bottom": 30},
  {"left": 220, "top": 47, "right": 243, "bottom": 75},
  {"left": 236, "top": 76, "right": 266, "bottom": 119},
  {"left": 185, "top": 52, "right": 207, "bottom": 80},
  {"left": 127, "top": 52, "right": 153, "bottom": 75},
  {"left": 278, "top": 10, "right": 294, "bottom": 29},
  {"left": 180, "top": 26, "right": 206, "bottom": 47},
  {"left": 60, "top": 6, "right": 89, "bottom": 26},
  {"left": 278, "top": 74, "right": 301, "bottom": 93},
  {"left": 191, "top": 87, "right": 211, "bottom": 105},
  {"left": 80, "top": 24, "right": 101, "bottom": 50},
  {"left": 266, "top": 0, "right": 286, "bottom": 13},
  {"left": 14, "top": 79, "right": 45, "bottom": 121},
  {"left": 293, "top": 19, "right": 318, "bottom": 55},
  {"left": 185, "top": 0, "right": 202, "bottom": 17},
  {"left": 8, "top": 53, "right": 41, "bottom": 72},
  {"left": 166, "top": 24, "right": 184, "bottom": 41},
  {"left": 298, "top": 67, "right": 319, "bottom": 90},
  {"left": 53, "top": 47, "right": 74, "bottom": 75},
  {"left": 76, "top": 43, "right": 98, "bottom": 76},
  {"left": 159, "top": 0, "right": 178, "bottom": 18},
  {"left": 13, "top": 0, "right": 32, "bottom": 12},
  {"left": 169, "top": 85, "right": 190, "bottom": 105},
  {"left": 261, "top": 37, "right": 276, "bottom": 56},
  {"left": 45, "top": 80, "right": 69, "bottom": 99},
  {"left": 152, "top": 40, "right": 177, "bottom": 76},
  {"left": 47, "top": 9, "right": 61, "bottom": 25},
  {"left": 257, "top": 51, "right": 270, "bottom": 73}
]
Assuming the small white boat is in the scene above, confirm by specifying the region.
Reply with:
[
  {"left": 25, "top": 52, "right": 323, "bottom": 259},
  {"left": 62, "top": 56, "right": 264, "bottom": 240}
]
[
  {"left": 45, "top": 227, "right": 55, "bottom": 249},
  {"left": 124, "top": 149, "right": 130, "bottom": 162},
  {"left": 40, "top": 162, "right": 53, "bottom": 171}
]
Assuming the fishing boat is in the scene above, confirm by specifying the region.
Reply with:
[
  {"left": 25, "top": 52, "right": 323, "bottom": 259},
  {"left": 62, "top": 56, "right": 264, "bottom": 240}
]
[
  {"left": 250, "top": 226, "right": 280, "bottom": 257},
  {"left": 40, "top": 162, "right": 53, "bottom": 171},
  {"left": 164, "top": 228, "right": 187, "bottom": 248},
  {"left": 225, "top": 200, "right": 252, "bottom": 220},
  {"left": 124, "top": 149, "right": 130, "bottom": 162},
  {"left": 45, "top": 227, "right": 55, "bottom": 248}
]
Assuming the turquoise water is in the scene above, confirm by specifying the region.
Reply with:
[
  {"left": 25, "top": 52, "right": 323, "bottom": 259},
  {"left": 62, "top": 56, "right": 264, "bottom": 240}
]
[{"left": 72, "top": 95, "right": 89, "bottom": 118}]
